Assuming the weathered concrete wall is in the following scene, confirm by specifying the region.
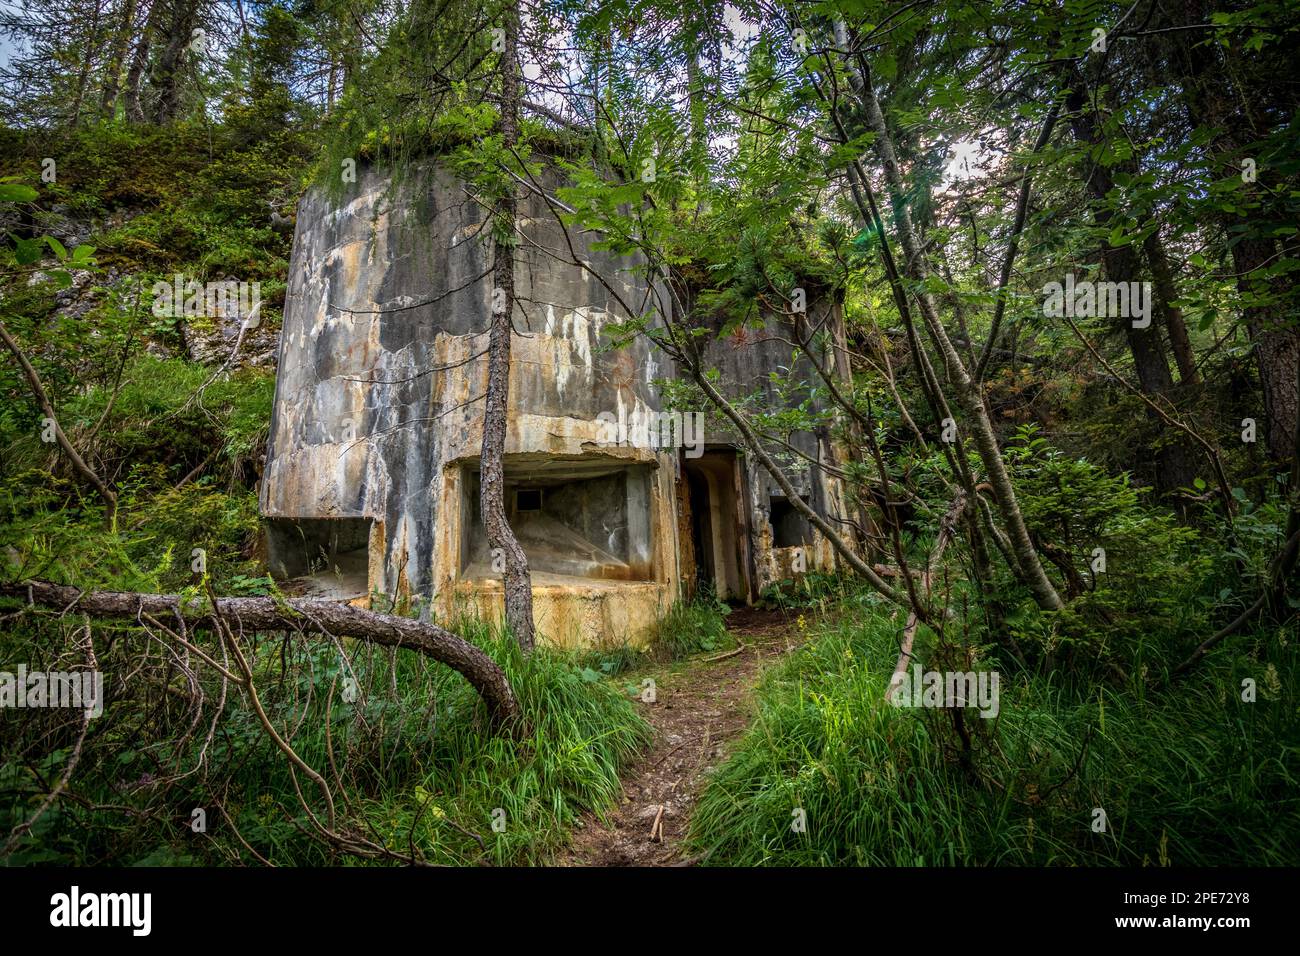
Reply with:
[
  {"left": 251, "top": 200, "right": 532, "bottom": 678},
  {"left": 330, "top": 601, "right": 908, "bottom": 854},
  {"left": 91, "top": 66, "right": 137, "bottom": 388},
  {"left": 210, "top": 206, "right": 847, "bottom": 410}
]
[
  {"left": 261, "top": 159, "right": 680, "bottom": 645},
  {"left": 698, "top": 298, "right": 858, "bottom": 594}
]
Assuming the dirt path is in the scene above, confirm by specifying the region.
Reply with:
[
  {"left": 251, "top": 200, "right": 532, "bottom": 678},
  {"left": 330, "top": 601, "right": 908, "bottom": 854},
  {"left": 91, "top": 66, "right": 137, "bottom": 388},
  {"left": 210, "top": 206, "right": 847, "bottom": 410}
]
[{"left": 555, "top": 607, "right": 799, "bottom": 867}]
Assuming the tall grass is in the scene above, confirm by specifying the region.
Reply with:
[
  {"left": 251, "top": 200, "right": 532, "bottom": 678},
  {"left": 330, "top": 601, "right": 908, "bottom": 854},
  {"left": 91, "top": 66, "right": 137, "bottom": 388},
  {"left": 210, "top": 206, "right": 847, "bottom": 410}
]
[
  {"left": 569, "top": 595, "right": 735, "bottom": 680},
  {"left": 650, "top": 593, "right": 734, "bottom": 660},
  {"left": 0, "top": 612, "right": 651, "bottom": 866},
  {"left": 688, "top": 603, "right": 1299, "bottom": 865}
]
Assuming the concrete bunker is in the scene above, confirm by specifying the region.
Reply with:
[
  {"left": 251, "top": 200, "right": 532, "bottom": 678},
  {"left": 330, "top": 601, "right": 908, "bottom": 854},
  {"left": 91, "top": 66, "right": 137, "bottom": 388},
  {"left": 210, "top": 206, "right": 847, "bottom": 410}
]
[
  {"left": 682, "top": 449, "right": 751, "bottom": 602},
  {"left": 260, "top": 155, "right": 866, "bottom": 646},
  {"left": 260, "top": 157, "right": 682, "bottom": 646},
  {"left": 769, "top": 494, "right": 813, "bottom": 548}
]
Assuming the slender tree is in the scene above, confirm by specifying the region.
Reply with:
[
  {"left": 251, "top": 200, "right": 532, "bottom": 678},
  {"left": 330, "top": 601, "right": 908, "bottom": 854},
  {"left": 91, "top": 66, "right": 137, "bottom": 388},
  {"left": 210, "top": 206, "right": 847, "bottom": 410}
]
[{"left": 479, "top": 0, "right": 536, "bottom": 652}]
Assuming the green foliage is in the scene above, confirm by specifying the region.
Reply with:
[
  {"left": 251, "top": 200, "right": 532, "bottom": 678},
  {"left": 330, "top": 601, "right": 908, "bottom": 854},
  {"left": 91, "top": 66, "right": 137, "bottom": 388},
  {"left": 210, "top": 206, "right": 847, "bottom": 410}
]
[
  {"left": 1, "top": 354, "right": 274, "bottom": 594},
  {"left": 2, "top": 0, "right": 1296, "bottom": 871},
  {"left": 0, "top": 612, "right": 650, "bottom": 866},
  {"left": 0, "top": 120, "right": 306, "bottom": 284},
  {"left": 1001, "top": 425, "right": 1215, "bottom": 674},
  {"left": 1, "top": 474, "right": 262, "bottom": 594},
  {"left": 570, "top": 594, "right": 739, "bottom": 679},
  {"left": 3, "top": 353, "right": 275, "bottom": 488},
  {"left": 689, "top": 600, "right": 1300, "bottom": 866},
  {"left": 756, "top": 570, "right": 854, "bottom": 611},
  {"left": 651, "top": 593, "right": 733, "bottom": 659}
]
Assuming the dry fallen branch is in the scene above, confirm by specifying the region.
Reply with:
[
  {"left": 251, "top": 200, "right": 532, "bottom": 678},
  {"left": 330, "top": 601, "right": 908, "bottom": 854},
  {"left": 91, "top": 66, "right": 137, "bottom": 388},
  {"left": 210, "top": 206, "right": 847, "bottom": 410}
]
[
  {"left": 1, "top": 580, "right": 523, "bottom": 733},
  {"left": 1, "top": 616, "right": 96, "bottom": 860},
  {"left": 703, "top": 641, "right": 747, "bottom": 663}
]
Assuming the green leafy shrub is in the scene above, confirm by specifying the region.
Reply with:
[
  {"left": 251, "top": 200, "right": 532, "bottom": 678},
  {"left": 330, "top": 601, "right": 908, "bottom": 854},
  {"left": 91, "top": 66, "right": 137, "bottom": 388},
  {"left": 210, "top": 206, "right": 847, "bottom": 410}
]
[
  {"left": 651, "top": 594, "right": 733, "bottom": 659},
  {"left": 1001, "top": 425, "right": 1214, "bottom": 675}
]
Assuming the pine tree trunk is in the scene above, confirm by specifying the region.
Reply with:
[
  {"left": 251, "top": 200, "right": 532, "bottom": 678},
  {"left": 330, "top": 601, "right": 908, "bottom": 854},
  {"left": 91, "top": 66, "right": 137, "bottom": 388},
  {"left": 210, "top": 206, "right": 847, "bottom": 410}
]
[
  {"left": 1144, "top": 229, "right": 1199, "bottom": 385},
  {"left": 1233, "top": 236, "right": 1300, "bottom": 462},
  {"left": 123, "top": 0, "right": 162, "bottom": 122},
  {"left": 1160, "top": 0, "right": 1299, "bottom": 461},
  {"left": 479, "top": 1, "right": 535, "bottom": 652},
  {"left": 99, "top": 0, "right": 138, "bottom": 117},
  {"left": 69, "top": 0, "right": 105, "bottom": 127},
  {"left": 1067, "top": 83, "right": 1197, "bottom": 494},
  {"left": 149, "top": 0, "right": 200, "bottom": 124}
]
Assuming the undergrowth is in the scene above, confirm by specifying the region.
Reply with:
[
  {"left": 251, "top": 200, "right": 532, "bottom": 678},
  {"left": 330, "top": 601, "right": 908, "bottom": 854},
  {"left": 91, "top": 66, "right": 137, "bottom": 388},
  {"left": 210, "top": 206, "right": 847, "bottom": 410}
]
[
  {"left": 0, "top": 611, "right": 650, "bottom": 866},
  {"left": 688, "top": 596, "right": 1299, "bottom": 866}
]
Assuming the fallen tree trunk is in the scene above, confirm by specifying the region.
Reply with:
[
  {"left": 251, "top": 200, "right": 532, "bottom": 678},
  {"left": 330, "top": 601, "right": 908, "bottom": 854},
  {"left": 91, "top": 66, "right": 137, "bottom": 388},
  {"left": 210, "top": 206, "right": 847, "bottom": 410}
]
[{"left": 0, "top": 581, "right": 522, "bottom": 732}]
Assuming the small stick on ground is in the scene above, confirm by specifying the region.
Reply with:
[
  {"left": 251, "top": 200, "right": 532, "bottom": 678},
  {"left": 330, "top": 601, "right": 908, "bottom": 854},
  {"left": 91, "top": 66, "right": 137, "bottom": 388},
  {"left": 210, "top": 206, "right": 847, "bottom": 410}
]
[{"left": 704, "top": 641, "right": 746, "bottom": 663}]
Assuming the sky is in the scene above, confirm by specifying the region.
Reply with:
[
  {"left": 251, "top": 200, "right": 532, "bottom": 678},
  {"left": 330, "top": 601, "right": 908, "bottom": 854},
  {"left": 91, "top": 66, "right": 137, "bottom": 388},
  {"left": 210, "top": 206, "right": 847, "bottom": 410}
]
[{"left": 0, "top": 2, "right": 23, "bottom": 71}]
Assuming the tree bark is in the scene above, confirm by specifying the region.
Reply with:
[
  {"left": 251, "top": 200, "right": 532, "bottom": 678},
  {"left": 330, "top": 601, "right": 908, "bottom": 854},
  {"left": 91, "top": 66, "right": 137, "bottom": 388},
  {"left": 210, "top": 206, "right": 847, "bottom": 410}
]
[
  {"left": 1232, "top": 236, "right": 1299, "bottom": 462},
  {"left": 1143, "top": 229, "right": 1199, "bottom": 385},
  {"left": 479, "top": 1, "right": 535, "bottom": 652},
  {"left": 122, "top": 0, "right": 160, "bottom": 122},
  {"left": 69, "top": 0, "right": 105, "bottom": 127},
  {"left": 1268, "top": 355, "right": 1300, "bottom": 616},
  {"left": 1, "top": 580, "right": 523, "bottom": 732},
  {"left": 1159, "top": 0, "right": 1299, "bottom": 462},
  {"left": 98, "top": 0, "right": 139, "bottom": 117},
  {"left": 1067, "top": 76, "right": 1197, "bottom": 494},
  {"left": 149, "top": 0, "right": 200, "bottom": 124}
]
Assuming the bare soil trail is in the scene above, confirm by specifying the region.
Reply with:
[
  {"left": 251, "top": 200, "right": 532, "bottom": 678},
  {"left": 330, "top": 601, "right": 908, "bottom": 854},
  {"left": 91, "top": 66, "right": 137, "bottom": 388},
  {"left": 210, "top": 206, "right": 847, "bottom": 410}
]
[{"left": 555, "top": 607, "right": 800, "bottom": 867}]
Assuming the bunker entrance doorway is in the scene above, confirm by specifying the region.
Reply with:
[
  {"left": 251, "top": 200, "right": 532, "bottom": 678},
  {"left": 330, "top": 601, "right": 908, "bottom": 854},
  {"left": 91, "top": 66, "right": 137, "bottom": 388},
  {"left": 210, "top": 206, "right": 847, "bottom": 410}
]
[
  {"left": 683, "top": 450, "right": 748, "bottom": 602},
  {"left": 265, "top": 517, "right": 374, "bottom": 600}
]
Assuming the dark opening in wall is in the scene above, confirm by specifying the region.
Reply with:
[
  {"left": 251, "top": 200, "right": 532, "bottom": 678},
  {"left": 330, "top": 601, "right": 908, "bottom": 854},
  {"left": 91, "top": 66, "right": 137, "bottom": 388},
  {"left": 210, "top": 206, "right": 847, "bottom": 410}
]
[
  {"left": 463, "top": 458, "right": 653, "bottom": 581},
  {"left": 770, "top": 495, "right": 812, "bottom": 548},
  {"left": 514, "top": 488, "right": 543, "bottom": 512},
  {"left": 264, "top": 517, "right": 372, "bottom": 599},
  {"left": 682, "top": 449, "right": 749, "bottom": 602}
]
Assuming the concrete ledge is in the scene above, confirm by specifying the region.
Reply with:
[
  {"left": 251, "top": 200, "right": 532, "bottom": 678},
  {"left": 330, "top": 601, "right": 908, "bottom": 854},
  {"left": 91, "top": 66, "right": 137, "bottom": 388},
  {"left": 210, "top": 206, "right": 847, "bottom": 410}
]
[{"left": 450, "top": 578, "right": 670, "bottom": 650}]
